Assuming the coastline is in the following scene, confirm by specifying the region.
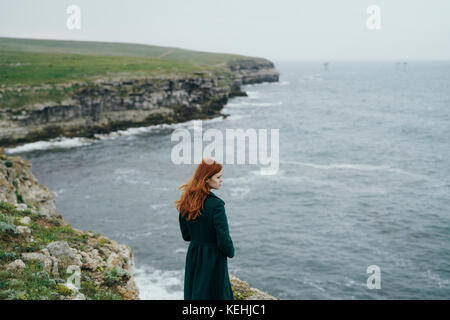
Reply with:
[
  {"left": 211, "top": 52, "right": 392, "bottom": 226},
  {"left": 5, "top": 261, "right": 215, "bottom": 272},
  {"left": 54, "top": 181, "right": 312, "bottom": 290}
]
[
  {"left": 0, "top": 147, "right": 279, "bottom": 300},
  {"left": 0, "top": 46, "right": 280, "bottom": 299},
  {"left": 0, "top": 56, "right": 279, "bottom": 149}
]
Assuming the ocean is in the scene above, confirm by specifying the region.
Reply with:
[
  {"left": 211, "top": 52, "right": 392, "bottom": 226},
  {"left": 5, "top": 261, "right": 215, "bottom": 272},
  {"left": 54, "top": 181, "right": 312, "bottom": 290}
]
[{"left": 6, "top": 61, "right": 450, "bottom": 299}]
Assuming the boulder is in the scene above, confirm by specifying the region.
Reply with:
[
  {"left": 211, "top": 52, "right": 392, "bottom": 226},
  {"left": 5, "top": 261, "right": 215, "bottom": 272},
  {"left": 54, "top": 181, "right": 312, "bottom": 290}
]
[
  {"left": 19, "top": 216, "right": 31, "bottom": 225},
  {"left": 6, "top": 259, "right": 26, "bottom": 272},
  {"left": 17, "top": 226, "right": 31, "bottom": 234},
  {"left": 21, "top": 252, "right": 52, "bottom": 273}
]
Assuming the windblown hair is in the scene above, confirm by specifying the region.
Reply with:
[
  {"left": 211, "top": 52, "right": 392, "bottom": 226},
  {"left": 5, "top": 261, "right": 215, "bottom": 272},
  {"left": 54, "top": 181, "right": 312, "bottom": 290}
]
[{"left": 175, "top": 158, "right": 222, "bottom": 221}]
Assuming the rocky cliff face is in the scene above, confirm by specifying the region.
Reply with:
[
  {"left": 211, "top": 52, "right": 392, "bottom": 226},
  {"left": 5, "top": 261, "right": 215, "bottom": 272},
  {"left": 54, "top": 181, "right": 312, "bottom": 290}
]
[
  {"left": 0, "top": 58, "right": 279, "bottom": 148},
  {"left": 0, "top": 149, "right": 139, "bottom": 300},
  {"left": 226, "top": 58, "right": 280, "bottom": 84}
]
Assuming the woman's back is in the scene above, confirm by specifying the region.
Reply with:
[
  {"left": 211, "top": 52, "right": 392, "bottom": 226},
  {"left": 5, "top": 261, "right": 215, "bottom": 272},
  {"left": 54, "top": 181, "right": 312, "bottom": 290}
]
[{"left": 179, "top": 190, "right": 234, "bottom": 300}]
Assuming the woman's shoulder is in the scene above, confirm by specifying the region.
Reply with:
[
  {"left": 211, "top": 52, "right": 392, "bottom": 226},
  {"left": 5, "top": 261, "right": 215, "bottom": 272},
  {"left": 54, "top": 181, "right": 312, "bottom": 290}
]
[{"left": 206, "top": 191, "right": 225, "bottom": 206}]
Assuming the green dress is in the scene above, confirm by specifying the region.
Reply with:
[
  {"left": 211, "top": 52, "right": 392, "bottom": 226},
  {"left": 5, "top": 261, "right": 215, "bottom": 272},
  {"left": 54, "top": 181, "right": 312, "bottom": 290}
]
[{"left": 179, "top": 190, "right": 235, "bottom": 300}]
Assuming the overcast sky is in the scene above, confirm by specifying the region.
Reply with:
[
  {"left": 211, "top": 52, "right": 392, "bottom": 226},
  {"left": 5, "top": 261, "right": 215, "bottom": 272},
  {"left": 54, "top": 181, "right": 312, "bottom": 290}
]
[{"left": 1, "top": 0, "right": 449, "bottom": 61}]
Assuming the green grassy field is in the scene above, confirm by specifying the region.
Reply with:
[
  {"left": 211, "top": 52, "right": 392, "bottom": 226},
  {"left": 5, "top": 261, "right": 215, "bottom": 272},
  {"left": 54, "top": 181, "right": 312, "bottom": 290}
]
[{"left": 0, "top": 37, "right": 260, "bottom": 109}]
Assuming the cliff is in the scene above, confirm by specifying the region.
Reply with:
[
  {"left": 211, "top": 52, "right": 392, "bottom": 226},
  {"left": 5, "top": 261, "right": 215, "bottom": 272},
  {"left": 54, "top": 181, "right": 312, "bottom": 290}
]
[
  {"left": 0, "top": 149, "right": 138, "bottom": 300},
  {"left": 0, "top": 55, "right": 279, "bottom": 148},
  {"left": 0, "top": 148, "right": 278, "bottom": 300}
]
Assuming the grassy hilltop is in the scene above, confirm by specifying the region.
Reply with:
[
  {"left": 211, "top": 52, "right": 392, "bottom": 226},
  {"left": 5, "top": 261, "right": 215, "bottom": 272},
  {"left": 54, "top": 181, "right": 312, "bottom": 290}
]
[{"left": 0, "top": 37, "right": 267, "bottom": 109}]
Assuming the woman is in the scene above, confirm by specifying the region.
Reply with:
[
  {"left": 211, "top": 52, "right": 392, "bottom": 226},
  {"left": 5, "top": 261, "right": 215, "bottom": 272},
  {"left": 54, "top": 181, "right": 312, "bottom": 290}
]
[{"left": 175, "top": 157, "right": 235, "bottom": 300}]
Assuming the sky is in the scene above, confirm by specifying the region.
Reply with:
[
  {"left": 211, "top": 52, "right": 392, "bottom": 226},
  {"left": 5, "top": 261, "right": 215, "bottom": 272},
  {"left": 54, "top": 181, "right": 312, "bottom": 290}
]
[{"left": 0, "top": 0, "right": 449, "bottom": 61}]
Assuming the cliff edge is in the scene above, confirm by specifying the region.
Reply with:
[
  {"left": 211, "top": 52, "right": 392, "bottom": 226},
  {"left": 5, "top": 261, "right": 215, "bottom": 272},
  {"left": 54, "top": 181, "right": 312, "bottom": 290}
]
[
  {"left": 0, "top": 147, "right": 278, "bottom": 300},
  {"left": 0, "top": 148, "right": 139, "bottom": 300}
]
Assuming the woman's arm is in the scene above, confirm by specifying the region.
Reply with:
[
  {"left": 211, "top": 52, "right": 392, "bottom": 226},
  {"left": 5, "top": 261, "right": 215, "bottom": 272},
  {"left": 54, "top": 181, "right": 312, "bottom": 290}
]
[
  {"left": 212, "top": 201, "right": 235, "bottom": 258},
  {"left": 179, "top": 213, "right": 191, "bottom": 242}
]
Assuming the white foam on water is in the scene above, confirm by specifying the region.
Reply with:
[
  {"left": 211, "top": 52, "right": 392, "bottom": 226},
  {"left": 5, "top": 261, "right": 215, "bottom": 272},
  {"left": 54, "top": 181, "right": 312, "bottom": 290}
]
[
  {"left": 113, "top": 167, "right": 151, "bottom": 185},
  {"left": 5, "top": 116, "right": 225, "bottom": 154},
  {"left": 281, "top": 161, "right": 431, "bottom": 180},
  {"left": 229, "top": 186, "right": 251, "bottom": 198},
  {"left": 134, "top": 265, "right": 184, "bottom": 300},
  {"left": 150, "top": 203, "right": 169, "bottom": 210},
  {"left": 225, "top": 169, "right": 286, "bottom": 185},
  {"left": 5, "top": 136, "right": 96, "bottom": 154},
  {"left": 226, "top": 101, "right": 282, "bottom": 108},
  {"left": 244, "top": 91, "right": 261, "bottom": 99},
  {"left": 224, "top": 114, "right": 248, "bottom": 121},
  {"left": 111, "top": 230, "right": 153, "bottom": 241},
  {"left": 52, "top": 188, "right": 66, "bottom": 198}
]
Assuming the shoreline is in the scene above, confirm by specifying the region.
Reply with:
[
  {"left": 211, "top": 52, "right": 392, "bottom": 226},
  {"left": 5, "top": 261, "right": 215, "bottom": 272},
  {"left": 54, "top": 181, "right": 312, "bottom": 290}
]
[{"left": 1, "top": 57, "right": 279, "bottom": 149}]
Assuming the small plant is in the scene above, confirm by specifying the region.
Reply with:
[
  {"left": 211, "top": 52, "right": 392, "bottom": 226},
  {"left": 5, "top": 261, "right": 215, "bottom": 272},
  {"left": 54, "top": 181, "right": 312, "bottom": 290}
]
[
  {"left": 0, "top": 221, "right": 19, "bottom": 236},
  {"left": 56, "top": 284, "right": 73, "bottom": 296},
  {"left": 0, "top": 213, "right": 16, "bottom": 225},
  {"left": 15, "top": 192, "right": 24, "bottom": 204},
  {"left": 0, "top": 201, "right": 16, "bottom": 213},
  {"left": 103, "top": 267, "right": 130, "bottom": 287},
  {"left": 0, "top": 251, "right": 19, "bottom": 262}
]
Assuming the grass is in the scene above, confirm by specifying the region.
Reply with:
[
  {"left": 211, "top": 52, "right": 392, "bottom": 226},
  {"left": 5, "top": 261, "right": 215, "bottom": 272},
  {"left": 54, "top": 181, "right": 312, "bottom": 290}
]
[
  {"left": 0, "top": 49, "right": 235, "bottom": 109},
  {"left": 0, "top": 37, "right": 258, "bottom": 109},
  {"left": 0, "top": 37, "right": 257, "bottom": 67},
  {"left": 0, "top": 50, "right": 223, "bottom": 87},
  {"left": 0, "top": 200, "right": 131, "bottom": 300}
]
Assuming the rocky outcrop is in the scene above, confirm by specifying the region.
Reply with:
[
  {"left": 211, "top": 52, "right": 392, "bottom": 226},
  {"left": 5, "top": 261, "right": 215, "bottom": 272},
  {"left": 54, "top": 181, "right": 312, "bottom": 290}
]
[
  {"left": 226, "top": 58, "right": 280, "bottom": 85},
  {"left": 230, "top": 274, "right": 279, "bottom": 300},
  {"left": 0, "top": 150, "right": 139, "bottom": 300},
  {"left": 0, "top": 76, "right": 229, "bottom": 148},
  {"left": 0, "top": 58, "right": 279, "bottom": 148},
  {"left": 0, "top": 151, "right": 59, "bottom": 218}
]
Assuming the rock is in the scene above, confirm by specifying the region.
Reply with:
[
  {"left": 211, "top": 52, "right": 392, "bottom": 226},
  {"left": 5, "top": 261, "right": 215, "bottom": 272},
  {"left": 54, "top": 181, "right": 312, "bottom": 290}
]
[
  {"left": 14, "top": 203, "right": 28, "bottom": 211},
  {"left": 6, "top": 259, "right": 26, "bottom": 271},
  {"left": 21, "top": 252, "right": 52, "bottom": 273},
  {"left": 46, "top": 241, "right": 75, "bottom": 260},
  {"left": 229, "top": 274, "right": 279, "bottom": 300},
  {"left": 106, "top": 252, "right": 123, "bottom": 269},
  {"left": 80, "top": 248, "right": 106, "bottom": 271},
  {"left": 50, "top": 256, "right": 59, "bottom": 276},
  {"left": 43, "top": 241, "right": 82, "bottom": 268},
  {"left": 16, "top": 226, "right": 31, "bottom": 234},
  {"left": 71, "top": 293, "right": 86, "bottom": 300},
  {"left": 19, "top": 216, "right": 31, "bottom": 225},
  {"left": 0, "top": 157, "right": 60, "bottom": 218}
]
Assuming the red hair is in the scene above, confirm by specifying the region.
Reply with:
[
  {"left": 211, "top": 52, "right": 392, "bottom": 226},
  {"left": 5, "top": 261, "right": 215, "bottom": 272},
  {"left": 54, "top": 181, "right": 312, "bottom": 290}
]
[{"left": 175, "top": 158, "right": 222, "bottom": 221}]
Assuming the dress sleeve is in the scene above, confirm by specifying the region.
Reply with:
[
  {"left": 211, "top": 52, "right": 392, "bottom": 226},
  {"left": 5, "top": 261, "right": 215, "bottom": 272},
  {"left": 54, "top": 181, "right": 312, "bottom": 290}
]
[
  {"left": 212, "top": 201, "right": 235, "bottom": 258},
  {"left": 179, "top": 213, "right": 191, "bottom": 242}
]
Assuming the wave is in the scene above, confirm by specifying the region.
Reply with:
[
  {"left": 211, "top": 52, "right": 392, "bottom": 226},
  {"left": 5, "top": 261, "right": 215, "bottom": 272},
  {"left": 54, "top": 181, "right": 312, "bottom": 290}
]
[
  {"left": 244, "top": 91, "right": 261, "bottom": 99},
  {"left": 4, "top": 136, "right": 95, "bottom": 154},
  {"left": 226, "top": 101, "right": 282, "bottom": 108},
  {"left": 281, "top": 161, "right": 431, "bottom": 180},
  {"left": 113, "top": 168, "right": 152, "bottom": 185},
  {"left": 134, "top": 265, "right": 183, "bottom": 300},
  {"left": 229, "top": 186, "right": 251, "bottom": 198},
  {"left": 4, "top": 116, "right": 225, "bottom": 154}
]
